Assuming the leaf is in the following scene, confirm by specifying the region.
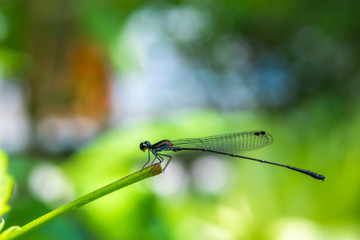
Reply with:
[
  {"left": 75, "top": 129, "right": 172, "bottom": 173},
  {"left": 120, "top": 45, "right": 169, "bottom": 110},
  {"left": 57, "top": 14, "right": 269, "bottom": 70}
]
[
  {"left": 0, "top": 219, "right": 4, "bottom": 232},
  {"left": 0, "top": 150, "right": 14, "bottom": 217}
]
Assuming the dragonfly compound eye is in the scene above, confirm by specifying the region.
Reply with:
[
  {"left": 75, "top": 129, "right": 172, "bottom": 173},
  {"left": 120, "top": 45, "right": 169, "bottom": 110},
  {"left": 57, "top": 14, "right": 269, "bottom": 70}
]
[{"left": 140, "top": 142, "right": 148, "bottom": 151}]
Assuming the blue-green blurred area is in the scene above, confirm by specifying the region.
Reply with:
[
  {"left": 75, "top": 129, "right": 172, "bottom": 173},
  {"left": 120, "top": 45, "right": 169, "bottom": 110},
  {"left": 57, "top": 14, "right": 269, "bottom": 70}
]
[{"left": 1, "top": 0, "right": 360, "bottom": 239}]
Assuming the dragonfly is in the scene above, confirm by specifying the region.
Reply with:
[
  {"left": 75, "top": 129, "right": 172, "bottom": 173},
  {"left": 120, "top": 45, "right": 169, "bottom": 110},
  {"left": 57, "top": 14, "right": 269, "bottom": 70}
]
[{"left": 140, "top": 130, "right": 326, "bottom": 181}]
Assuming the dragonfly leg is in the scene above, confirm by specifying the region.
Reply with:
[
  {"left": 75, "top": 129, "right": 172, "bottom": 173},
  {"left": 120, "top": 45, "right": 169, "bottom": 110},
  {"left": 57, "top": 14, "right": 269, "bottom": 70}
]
[
  {"left": 158, "top": 154, "right": 172, "bottom": 170},
  {"left": 142, "top": 150, "right": 153, "bottom": 170},
  {"left": 151, "top": 154, "right": 163, "bottom": 165}
]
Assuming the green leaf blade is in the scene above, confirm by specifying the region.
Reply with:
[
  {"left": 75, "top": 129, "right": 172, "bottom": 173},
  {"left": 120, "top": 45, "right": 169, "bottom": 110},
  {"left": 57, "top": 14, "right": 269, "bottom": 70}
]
[{"left": 0, "top": 150, "right": 14, "bottom": 217}]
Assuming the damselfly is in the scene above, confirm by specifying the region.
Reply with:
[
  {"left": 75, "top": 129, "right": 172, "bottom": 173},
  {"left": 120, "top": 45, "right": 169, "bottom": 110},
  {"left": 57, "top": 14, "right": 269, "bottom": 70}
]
[{"left": 140, "top": 130, "right": 325, "bottom": 181}]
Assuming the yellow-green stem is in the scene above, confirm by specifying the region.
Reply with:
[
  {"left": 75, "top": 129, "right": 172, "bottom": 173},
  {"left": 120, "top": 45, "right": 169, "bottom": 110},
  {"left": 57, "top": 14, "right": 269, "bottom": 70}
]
[{"left": 1, "top": 163, "right": 163, "bottom": 240}]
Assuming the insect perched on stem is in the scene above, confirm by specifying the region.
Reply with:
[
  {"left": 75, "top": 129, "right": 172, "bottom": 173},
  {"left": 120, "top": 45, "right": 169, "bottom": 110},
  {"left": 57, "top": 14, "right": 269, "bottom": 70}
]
[{"left": 140, "top": 130, "right": 326, "bottom": 181}]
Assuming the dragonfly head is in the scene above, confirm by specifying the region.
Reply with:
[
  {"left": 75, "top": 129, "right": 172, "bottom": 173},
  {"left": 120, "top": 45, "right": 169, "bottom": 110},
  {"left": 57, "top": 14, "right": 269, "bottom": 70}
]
[{"left": 140, "top": 141, "right": 150, "bottom": 152}]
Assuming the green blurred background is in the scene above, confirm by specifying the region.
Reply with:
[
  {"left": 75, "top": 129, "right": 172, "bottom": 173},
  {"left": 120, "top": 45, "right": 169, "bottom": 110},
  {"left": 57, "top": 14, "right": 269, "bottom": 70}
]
[{"left": 1, "top": 0, "right": 360, "bottom": 239}]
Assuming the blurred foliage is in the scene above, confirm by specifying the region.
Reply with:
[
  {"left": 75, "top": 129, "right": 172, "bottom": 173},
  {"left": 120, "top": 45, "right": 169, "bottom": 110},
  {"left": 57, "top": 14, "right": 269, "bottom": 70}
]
[{"left": 1, "top": 0, "right": 360, "bottom": 239}]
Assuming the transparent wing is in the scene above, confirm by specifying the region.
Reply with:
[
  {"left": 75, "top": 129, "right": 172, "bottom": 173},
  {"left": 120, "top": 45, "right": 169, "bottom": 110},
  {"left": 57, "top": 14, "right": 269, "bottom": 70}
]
[{"left": 170, "top": 130, "right": 273, "bottom": 153}]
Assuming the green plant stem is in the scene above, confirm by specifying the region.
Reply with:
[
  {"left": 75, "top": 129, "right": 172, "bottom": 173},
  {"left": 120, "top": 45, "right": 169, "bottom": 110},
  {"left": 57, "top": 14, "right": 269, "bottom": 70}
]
[{"left": 2, "top": 163, "right": 163, "bottom": 240}]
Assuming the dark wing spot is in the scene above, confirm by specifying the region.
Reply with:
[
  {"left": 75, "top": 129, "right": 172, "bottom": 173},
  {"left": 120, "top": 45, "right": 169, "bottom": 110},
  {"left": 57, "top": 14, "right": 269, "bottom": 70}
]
[
  {"left": 260, "top": 131, "right": 266, "bottom": 135},
  {"left": 254, "top": 132, "right": 260, "bottom": 136}
]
